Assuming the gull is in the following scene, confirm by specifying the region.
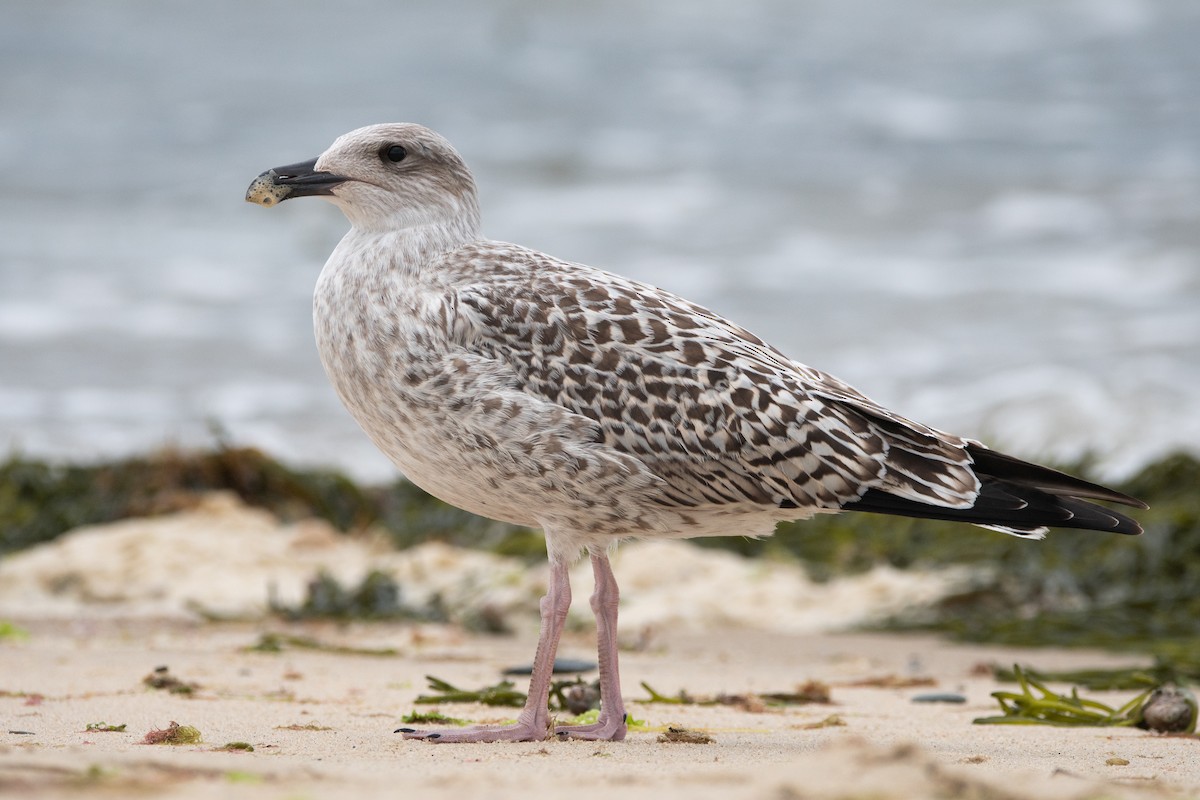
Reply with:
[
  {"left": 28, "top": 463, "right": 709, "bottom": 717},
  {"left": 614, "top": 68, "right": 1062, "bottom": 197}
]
[{"left": 247, "top": 123, "right": 1146, "bottom": 743}]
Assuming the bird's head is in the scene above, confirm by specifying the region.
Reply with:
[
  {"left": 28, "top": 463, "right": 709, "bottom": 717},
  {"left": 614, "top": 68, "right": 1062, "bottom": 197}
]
[{"left": 247, "top": 123, "right": 481, "bottom": 235}]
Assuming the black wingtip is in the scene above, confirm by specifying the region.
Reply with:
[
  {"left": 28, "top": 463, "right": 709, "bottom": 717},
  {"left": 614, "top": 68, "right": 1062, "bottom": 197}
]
[
  {"left": 966, "top": 446, "right": 1149, "bottom": 510},
  {"left": 844, "top": 486, "right": 1143, "bottom": 536}
]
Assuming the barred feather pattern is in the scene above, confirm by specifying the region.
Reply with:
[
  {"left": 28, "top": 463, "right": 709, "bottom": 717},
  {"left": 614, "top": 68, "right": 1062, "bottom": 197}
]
[
  {"left": 449, "top": 243, "right": 982, "bottom": 513},
  {"left": 256, "top": 122, "right": 1147, "bottom": 747},
  {"left": 295, "top": 123, "right": 1141, "bottom": 562}
]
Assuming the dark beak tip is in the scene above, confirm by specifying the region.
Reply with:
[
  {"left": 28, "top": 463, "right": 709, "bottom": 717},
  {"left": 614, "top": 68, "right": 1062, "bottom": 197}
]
[
  {"left": 246, "top": 171, "right": 292, "bottom": 207},
  {"left": 246, "top": 155, "right": 348, "bottom": 206}
]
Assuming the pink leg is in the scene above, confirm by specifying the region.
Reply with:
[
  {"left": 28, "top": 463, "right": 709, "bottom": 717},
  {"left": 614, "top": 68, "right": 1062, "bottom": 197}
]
[
  {"left": 400, "top": 559, "right": 572, "bottom": 743},
  {"left": 554, "top": 552, "right": 626, "bottom": 741}
]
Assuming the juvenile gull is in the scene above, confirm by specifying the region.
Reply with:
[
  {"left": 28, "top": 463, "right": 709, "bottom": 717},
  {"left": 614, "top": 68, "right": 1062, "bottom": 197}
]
[{"left": 247, "top": 123, "right": 1146, "bottom": 743}]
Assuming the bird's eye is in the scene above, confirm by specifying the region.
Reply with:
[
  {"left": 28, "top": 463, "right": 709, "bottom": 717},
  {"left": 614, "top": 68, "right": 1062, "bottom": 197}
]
[{"left": 382, "top": 144, "right": 407, "bottom": 163}]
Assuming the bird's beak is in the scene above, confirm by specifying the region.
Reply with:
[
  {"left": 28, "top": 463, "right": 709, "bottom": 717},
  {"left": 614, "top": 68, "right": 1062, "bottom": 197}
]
[{"left": 245, "top": 157, "right": 349, "bottom": 207}]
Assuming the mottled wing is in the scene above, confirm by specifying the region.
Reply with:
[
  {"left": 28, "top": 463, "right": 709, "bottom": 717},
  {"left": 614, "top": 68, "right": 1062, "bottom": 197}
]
[{"left": 448, "top": 244, "right": 980, "bottom": 514}]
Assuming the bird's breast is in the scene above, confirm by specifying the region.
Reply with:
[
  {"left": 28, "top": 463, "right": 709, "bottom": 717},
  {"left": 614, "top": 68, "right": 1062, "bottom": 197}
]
[{"left": 314, "top": 262, "right": 434, "bottom": 417}]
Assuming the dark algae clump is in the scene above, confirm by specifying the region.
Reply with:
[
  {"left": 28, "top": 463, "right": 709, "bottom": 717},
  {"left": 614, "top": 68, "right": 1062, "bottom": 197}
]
[
  {"left": 142, "top": 721, "right": 202, "bottom": 745},
  {"left": 1, "top": 447, "right": 1196, "bottom": 658},
  {"left": 271, "top": 569, "right": 445, "bottom": 622},
  {"left": 0, "top": 446, "right": 375, "bottom": 555},
  {"left": 873, "top": 453, "right": 1200, "bottom": 661},
  {"left": 0, "top": 445, "right": 537, "bottom": 558}
]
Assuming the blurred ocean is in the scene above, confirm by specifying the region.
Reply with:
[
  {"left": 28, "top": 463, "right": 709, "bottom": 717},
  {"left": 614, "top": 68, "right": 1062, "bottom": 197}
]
[{"left": 1, "top": 0, "right": 1197, "bottom": 482}]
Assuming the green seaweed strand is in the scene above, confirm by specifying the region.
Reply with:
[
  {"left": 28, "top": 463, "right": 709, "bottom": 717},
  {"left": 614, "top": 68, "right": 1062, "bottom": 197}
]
[{"left": 975, "top": 665, "right": 1152, "bottom": 727}]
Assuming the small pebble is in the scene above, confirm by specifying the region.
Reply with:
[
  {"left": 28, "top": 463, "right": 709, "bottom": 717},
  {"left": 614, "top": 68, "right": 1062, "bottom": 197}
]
[
  {"left": 504, "top": 658, "right": 596, "bottom": 675},
  {"left": 1140, "top": 685, "right": 1197, "bottom": 734},
  {"left": 911, "top": 693, "right": 967, "bottom": 704},
  {"left": 564, "top": 682, "right": 601, "bottom": 714}
]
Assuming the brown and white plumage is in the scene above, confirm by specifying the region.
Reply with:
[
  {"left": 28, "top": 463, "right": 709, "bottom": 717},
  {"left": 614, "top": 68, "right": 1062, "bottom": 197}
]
[{"left": 249, "top": 123, "right": 1146, "bottom": 743}]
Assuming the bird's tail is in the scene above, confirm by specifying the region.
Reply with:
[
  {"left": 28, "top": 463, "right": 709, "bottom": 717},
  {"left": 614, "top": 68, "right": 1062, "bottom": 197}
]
[{"left": 841, "top": 444, "right": 1147, "bottom": 537}]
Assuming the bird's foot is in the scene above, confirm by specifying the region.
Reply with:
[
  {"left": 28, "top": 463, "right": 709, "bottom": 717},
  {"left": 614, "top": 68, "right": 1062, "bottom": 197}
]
[
  {"left": 553, "top": 712, "right": 627, "bottom": 741},
  {"left": 396, "top": 719, "right": 550, "bottom": 744}
]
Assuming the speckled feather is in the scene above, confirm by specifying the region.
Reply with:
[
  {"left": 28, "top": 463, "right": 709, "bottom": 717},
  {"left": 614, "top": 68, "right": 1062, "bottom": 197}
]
[
  {"left": 281, "top": 123, "right": 1142, "bottom": 563},
  {"left": 254, "top": 123, "right": 1144, "bottom": 744},
  {"left": 450, "top": 244, "right": 982, "bottom": 510}
]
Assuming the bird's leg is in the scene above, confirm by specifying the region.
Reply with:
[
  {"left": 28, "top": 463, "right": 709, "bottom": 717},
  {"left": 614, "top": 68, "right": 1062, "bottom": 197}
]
[
  {"left": 553, "top": 551, "right": 627, "bottom": 741},
  {"left": 400, "top": 559, "right": 571, "bottom": 743}
]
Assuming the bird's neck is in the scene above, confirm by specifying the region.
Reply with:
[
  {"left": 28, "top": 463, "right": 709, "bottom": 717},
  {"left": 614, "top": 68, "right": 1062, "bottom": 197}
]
[{"left": 334, "top": 215, "right": 482, "bottom": 280}]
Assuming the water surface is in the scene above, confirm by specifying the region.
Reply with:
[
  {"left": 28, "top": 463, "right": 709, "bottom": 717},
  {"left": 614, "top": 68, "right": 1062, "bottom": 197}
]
[{"left": 2, "top": 0, "right": 1196, "bottom": 480}]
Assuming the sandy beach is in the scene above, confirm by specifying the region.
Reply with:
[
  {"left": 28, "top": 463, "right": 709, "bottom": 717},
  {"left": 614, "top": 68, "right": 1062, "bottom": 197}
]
[
  {"left": 1, "top": 497, "right": 1196, "bottom": 799},
  {"left": 2, "top": 621, "right": 1197, "bottom": 800},
  {"left": 4, "top": 3, "right": 1195, "bottom": 796}
]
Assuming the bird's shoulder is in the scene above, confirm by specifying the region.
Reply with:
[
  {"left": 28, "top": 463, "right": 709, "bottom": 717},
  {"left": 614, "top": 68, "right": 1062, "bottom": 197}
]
[
  {"left": 437, "top": 240, "right": 791, "bottom": 369},
  {"left": 425, "top": 241, "right": 968, "bottom": 509},
  {"left": 436, "top": 241, "right": 937, "bottom": 430}
]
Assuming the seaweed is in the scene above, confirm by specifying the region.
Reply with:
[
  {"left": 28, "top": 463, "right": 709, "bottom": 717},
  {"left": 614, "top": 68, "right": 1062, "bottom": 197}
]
[
  {"left": 224, "top": 771, "right": 263, "bottom": 784},
  {"left": 142, "top": 666, "right": 199, "bottom": 695},
  {"left": 399, "top": 710, "right": 471, "bottom": 726},
  {"left": 413, "top": 674, "right": 606, "bottom": 713},
  {"left": 274, "top": 723, "right": 334, "bottom": 731},
  {"left": 244, "top": 632, "right": 397, "bottom": 657},
  {"left": 868, "top": 452, "right": 1200, "bottom": 658},
  {"left": 561, "top": 709, "right": 648, "bottom": 730},
  {"left": 657, "top": 726, "right": 714, "bottom": 744},
  {"left": 270, "top": 569, "right": 445, "bottom": 622},
  {"left": 842, "top": 675, "right": 936, "bottom": 689},
  {"left": 142, "top": 721, "right": 202, "bottom": 745},
  {"left": 0, "top": 446, "right": 371, "bottom": 555},
  {"left": 0, "top": 446, "right": 535, "bottom": 558},
  {"left": 414, "top": 675, "right": 527, "bottom": 708},
  {"left": 990, "top": 663, "right": 1175, "bottom": 691},
  {"left": 639, "top": 680, "right": 831, "bottom": 708},
  {"left": 974, "top": 666, "right": 1150, "bottom": 728},
  {"left": 4, "top": 446, "right": 1198, "bottom": 657},
  {"left": 796, "top": 714, "right": 846, "bottom": 729},
  {"left": 975, "top": 665, "right": 1197, "bottom": 733},
  {"left": 0, "top": 621, "right": 29, "bottom": 642}
]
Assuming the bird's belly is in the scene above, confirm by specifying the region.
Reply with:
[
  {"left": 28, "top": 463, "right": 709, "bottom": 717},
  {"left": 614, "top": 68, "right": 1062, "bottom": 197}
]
[
  {"left": 309, "top": 309, "right": 540, "bottom": 527},
  {"left": 368, "top": 416, "right": 541, "bottom": 528},
  {"left": 312, "top": 297, "right": 782, "bottom": 542},
  {"left": 322, "top": 356, "right": 541, "bottom": 527}
]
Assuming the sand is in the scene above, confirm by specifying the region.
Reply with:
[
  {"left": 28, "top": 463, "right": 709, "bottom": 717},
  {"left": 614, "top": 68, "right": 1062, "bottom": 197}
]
[
  {"left": 2, "top": 622, "right": 1196, "bottom": 799},
  {"left": 1, "top": 497, "right": 1196, "bottom": 798}
]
